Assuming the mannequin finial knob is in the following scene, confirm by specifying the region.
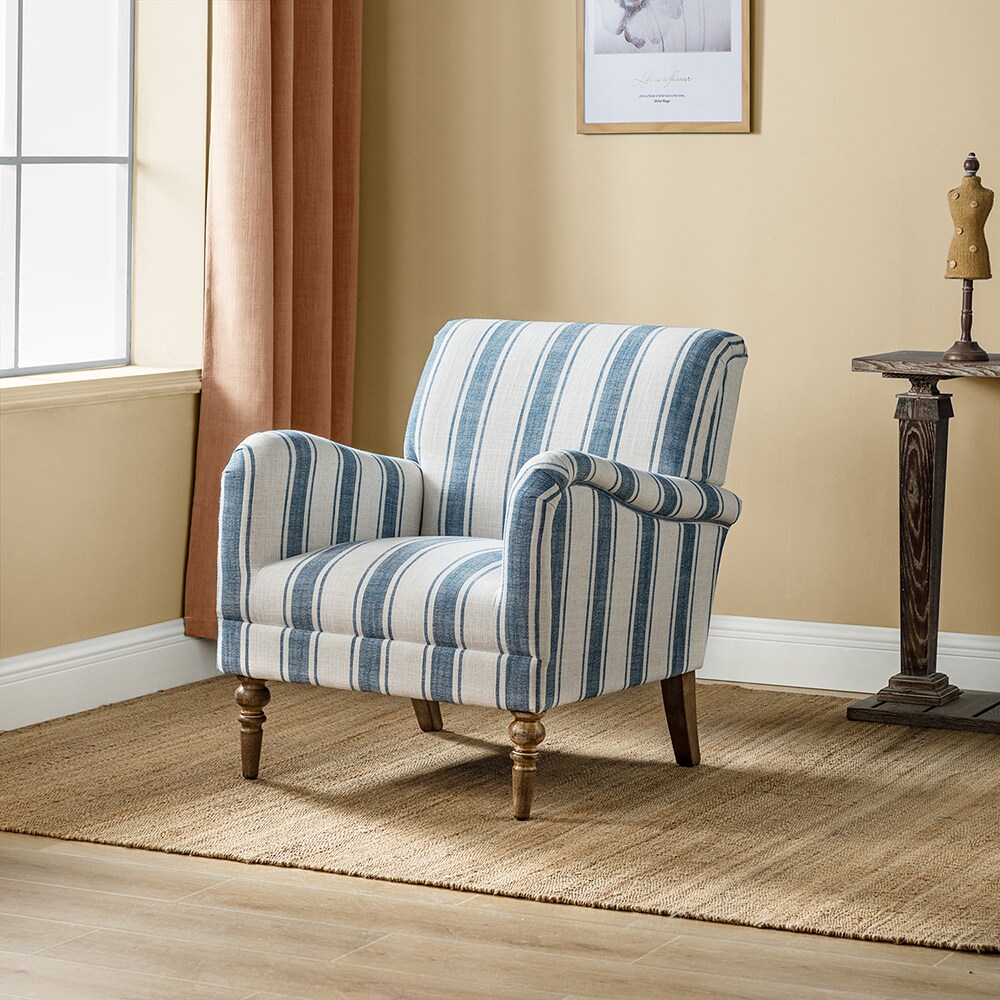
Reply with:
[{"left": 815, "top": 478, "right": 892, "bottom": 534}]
[{"left": 964, "top": 152, "right": 980, "bottom": 176}]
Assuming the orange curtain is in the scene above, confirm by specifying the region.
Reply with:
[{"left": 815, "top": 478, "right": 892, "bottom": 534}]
[{"left": 184, "top": 0, "right": 363, "bottom": 639}]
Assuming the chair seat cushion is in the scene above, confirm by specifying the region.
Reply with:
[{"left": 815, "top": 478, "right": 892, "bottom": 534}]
[{"left": 247, "top": 536, "right": 504, "bottom": 653}]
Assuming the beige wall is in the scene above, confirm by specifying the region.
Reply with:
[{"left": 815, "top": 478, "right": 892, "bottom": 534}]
[
  {"left": 0, "top": 1, "right": 208, "bottom": 657},
  {"left": 0, "top": 395, "right": 198, "bottom": 658},
  {"left": 355, "top": 0, "right": 999, "bottom": 636}
]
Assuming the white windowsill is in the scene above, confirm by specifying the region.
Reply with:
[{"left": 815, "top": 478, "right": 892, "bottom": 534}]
[{"left": 0, "top": 365, "right": 202, "bottom": 413}]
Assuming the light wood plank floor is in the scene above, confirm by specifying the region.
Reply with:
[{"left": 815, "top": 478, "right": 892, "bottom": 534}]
[{"left": 0, "top": 832, "right": 996, "bottom": 1000}]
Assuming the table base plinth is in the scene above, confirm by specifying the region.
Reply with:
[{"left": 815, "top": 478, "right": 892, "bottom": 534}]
[
  {"left": 848, "top": 690, "right": 1000, "bottom": 734},
  {"left": 875, "top": 671, "right": 960, "bottom": 706}
]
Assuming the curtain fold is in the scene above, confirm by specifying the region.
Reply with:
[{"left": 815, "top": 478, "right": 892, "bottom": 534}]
[{"left": 184, "top": 0, "right": 363, "bottom": 639}]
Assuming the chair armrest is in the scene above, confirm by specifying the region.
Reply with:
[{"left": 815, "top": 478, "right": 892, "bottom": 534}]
[
  {"left": 505, "top": 450, "right": 741, "bottom": 529},
  {"left": 499, "top": 450, "right": 739, "bottom": 667},
  {"left": 218, "top": 430, "right": 423, "bottom": 621}
]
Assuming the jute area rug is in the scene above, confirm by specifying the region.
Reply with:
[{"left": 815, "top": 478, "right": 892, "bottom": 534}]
[{"left": 2, "top": 677, "right": 997, "bottom": 953}]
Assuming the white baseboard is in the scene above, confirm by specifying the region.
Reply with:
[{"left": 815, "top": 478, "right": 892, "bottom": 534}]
[
  {"left": 702, "top": 615, "right": 1000, "bottom": 695},
  {"left": 0, "top": 620, "right": 216, "bottom": 731},
  {"left": 1, "top": 615, "right": 997, "bottom": 731}
]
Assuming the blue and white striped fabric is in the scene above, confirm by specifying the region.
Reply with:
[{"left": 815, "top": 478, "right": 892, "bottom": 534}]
[
  {"left": 217, "top": 431, "right": 423, "bottom": 623},
  {"left": 405, "top": 319, "right": 746, "bottom": 538},
  {"left": 218, "top": 320, "right": 747, "bottom": 714}
]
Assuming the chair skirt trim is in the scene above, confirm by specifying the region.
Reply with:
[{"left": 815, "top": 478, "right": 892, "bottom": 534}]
[
  {"left": 218, "top": 618, "right": 709, "bottom": 715},
  {"left": 218, "top": 619, "right": 542, "bottom": 713}
]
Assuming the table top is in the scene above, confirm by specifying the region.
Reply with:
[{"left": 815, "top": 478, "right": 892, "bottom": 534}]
[{"left": 853, "top": 351, "right": 1000, "bottom": 379}]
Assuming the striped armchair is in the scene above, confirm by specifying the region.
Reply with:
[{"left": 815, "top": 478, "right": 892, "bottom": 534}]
[{"left": 219, "top": 319, "right": 747, "bottom": 819}]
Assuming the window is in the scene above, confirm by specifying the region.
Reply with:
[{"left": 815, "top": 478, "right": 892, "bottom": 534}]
[{"left": 1, "top": 0, "right": 132, "bottom": 376}]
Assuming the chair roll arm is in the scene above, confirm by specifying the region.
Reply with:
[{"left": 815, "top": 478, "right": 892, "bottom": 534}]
[
  {"left": 499, "top": 450, "right": 740, "bottom": 664},
  {"left": 505, "top": 450, "right": 741, "bottom": 528},
  {"left": 218, "top": 430, "right": 423, "bottom": 621}
]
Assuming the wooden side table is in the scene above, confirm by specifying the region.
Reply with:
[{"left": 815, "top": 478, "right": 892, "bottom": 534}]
[{"left": 848, "top": 351, "right": 1000, "bottom": 734}]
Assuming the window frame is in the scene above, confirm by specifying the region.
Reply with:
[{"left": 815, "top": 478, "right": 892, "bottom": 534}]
[{"left": 1, "top": 0, "right": 135, "bottom": 378}]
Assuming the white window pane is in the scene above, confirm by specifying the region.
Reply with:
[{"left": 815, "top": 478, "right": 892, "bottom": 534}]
[
  {"left": 18, "top": 163, "right": 127, "bottom": 369},
  {"left": 21, "top": 0, "right": 130, "bottom": 157},
  {"left": 0, "top": 164, "right": 14, "bottom": 369},
  {"left": 0, "top": 0, "right": 16, "bottom": 157}
]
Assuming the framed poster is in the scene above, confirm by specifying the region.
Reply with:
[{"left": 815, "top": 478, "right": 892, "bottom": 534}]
[{"left": 577, "top": 0, "right": 749, "bottom": 133}]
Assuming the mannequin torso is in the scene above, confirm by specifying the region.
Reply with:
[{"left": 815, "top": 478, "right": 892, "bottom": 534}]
[{"left": 946, "top": 176, "right": 993, "bottom": 279}]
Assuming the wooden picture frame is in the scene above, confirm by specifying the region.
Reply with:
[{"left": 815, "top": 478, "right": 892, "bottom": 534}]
[{"left": 577, "top": 0, "right": 750, "bottom": 134}]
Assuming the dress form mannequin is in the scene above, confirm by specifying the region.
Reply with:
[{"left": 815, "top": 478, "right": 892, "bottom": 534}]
[{"left": 943, "top": 153, "right": 993, "bottom": 362}]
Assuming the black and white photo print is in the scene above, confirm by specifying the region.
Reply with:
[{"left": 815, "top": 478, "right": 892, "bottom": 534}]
[{"left": 593, "top": 0, "right": 732, "bottom": 55}]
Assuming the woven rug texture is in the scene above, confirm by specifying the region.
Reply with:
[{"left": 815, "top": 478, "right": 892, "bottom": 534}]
[{"left": 2, "top": 677, "right": 997, "bottom": 952}]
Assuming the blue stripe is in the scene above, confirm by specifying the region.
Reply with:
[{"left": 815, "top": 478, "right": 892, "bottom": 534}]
[
  {"left": 455, "top": 649, "right": 466, "bottom": 704},
  {"left": 544, "top": 493, "right": 569, "bottom": 710},
  {"left": 668, "top": 524, "right": 699, "bottom": 676},
  {"left": 357, "top": 539, "right": 444, "bottom": 638},
  {"left": 441, "top": 320, "right": 524, "bottom": 535},
  {"left": 286, "top": 626, "right": 313, "bottom": 683},
  {"left": 333, "top": 447, "right": 359, "bottom": 544},
  {"left": 503, "top": 322, "right": 589, "bottom": 510},
  {"left": 700, "top": 385, "right": 723, "bottom": 481},
  {"left": 288, "top": 540, "right": 369, "bottom": 631},
  {"left": 659, "top": 331, "right": 731, "bottom": 476},
  {"left": 539, "top": 324, "right": 592, "bottom": 454},
  {"left": 462, "top": 326, "right": 529, "bottom": 534},
  {"left": 277, "top": 436, "right": 293, "bottom": 559},
  {"left": 218, "top": 448, "right": 247, "bottom": 621},
  {"left": 429, "top": 645, "right": 457, "bottom": 702},
  {"left": 357, "top": 636, "right": 384, "bottom": 693},
  {"left": 643, "top": 521, "right": 662, "bottom": 678},
  {"left": 381, "top": 538, "right": 464, "bottom": 639},
  {"left": 377, "top": 455, "right": 401, "bottom": 536},
  {"left": 421, "top": 548, "right": 490, "bottom": 644},
  {"left": 242, "top": 448, "right": 256, "bottom": 621},
  {"left": 647, "top": 328, "right": 703, "bottom": 473},
  {"left": 575, "top": 325, "right": 636, "bottom": 452},
  {"left": 703, "top": 346, "right": 745, "bottom": 480},
  {"left": 502, "top": 464, "right": 566, "bottom": 654},
  {"left": 504, "top": 653, "right": 531, "bottom": 712},
  {"left": 681, "top": 336, "right": 731, "bottom": 479},
  {"left": 628, "top": 516, "right": 658, "bottom": 687},
  {"left": 427, "top": 320, "right": 503, "bottom": 532},
  {"left": 585, "top": 326, "right": 659, "bottom": 456},
  {"left": 217, "top": 618, "right": 244, "bottom": 673},
  {"left": 277, "top": 626, "right": 287, "bottom": 681},
  {"left": 610, "top": 330, "right": 663, "bottom": 460},
  {"left": 551, "top": 490, "right": 575, "bottom": 709},
  {"left": 432, "top": 552, "right": 502, "bottom": 647},
  {"left": 583, "top": 491, "right": 614, "bottom": 698}
]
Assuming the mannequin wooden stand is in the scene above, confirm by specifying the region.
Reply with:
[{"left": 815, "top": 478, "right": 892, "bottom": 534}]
[{"left": 848, "top": 352, "right": 1000, "bottom": 733}]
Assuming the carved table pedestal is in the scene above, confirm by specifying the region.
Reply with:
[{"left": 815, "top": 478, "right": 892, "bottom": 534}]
[{"left": 848, "top": 351, "right": 1000, "bottom": 733}]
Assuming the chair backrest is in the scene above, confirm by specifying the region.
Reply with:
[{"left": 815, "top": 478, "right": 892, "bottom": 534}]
[{"left": 405, "top": 319, "right": 747, "bottom": 539}]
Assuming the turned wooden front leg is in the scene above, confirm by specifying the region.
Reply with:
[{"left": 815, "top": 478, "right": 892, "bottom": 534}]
[
  {"left": 235, "top": 679, "right": 270, "bottom": 779},
  {"left": 509, "top": 712, "right": 546, "bottom": 821},
  {"left": 879, "top": 379, "right": 959, "bottom": 706}
]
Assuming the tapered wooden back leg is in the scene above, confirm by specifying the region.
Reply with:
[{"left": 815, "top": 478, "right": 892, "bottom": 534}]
[
  {"left": 509, "top": 712, "right": 546, "bottom": 820},
  {"left": 661, "top": 672, "right": 701, "bottom": 767},
  {"left": 235, "top": 679, "right": 270, "bottom": 779},
  {"left": 411, "top": 698, "right": 444, "bottom": 732}
]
